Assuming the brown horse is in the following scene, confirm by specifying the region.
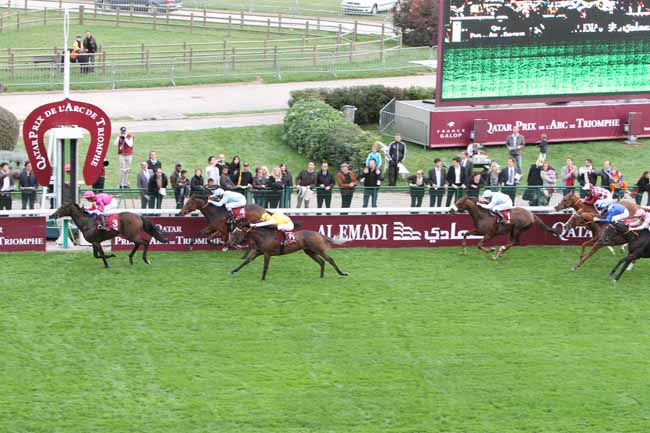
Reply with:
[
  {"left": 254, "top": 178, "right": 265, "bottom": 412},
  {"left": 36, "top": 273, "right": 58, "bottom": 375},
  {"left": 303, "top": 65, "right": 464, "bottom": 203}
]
[
  {"left": 451, "top": 195, "right": 559, "bottom": 259},
  {"left": 555, "top": 192, "right": 640, "bottom": 217},
  {"left": 228, "top": 224, "right": 349, "bottom": 280},
  {"left": 179, "top": 195, "right": 266, "bottom": 250},
  {"left": 50, "top": 202, "right": 168, "bottom": 268}
]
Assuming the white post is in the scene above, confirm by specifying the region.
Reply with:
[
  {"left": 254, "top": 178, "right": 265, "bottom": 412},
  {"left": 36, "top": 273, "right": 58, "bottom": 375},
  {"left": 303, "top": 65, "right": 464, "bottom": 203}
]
[{"left": 63, "top": 8, "right": 70, "bottom": 98}]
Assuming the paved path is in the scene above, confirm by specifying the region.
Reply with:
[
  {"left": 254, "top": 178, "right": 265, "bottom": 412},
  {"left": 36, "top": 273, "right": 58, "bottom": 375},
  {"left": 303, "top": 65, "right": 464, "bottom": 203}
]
[{"left": 1, "top": 74, "right": 434, "bottom": 121}]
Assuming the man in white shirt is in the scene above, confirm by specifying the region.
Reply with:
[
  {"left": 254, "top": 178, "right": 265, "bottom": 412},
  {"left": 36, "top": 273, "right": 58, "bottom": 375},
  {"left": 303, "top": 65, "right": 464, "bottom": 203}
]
[
  {"left": 0, "top": 162, "right": 14, "bottom": 210},
  {"left": 427, "top": 158, "right": 447, "bottom": 207},
  {"left": 445, "top": 157, "right": 466, "bottom": 206},
  {"left": 205, "top": 156, "right": 220, "bottom": 187},
  {"left": 116, "top": 126, "right": 134, "bottom": 189},
  {"left": 499, "top": 157, "right": 521, "bottom": 202},
  {"left": 505, "top": 126, "right": 525, "bottom": 170}
]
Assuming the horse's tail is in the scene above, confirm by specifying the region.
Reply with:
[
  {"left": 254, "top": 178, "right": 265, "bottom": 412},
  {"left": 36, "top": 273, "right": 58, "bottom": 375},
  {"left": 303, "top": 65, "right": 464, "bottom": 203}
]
[
  {"left": 141, "top": 216, "right": 169, "bottom": 243},
  {"left": 323, "top": 235, "right": 348, "bottom": 246},
  {"left": 535, "top": 214, "right": 560, "bottom": 237}
]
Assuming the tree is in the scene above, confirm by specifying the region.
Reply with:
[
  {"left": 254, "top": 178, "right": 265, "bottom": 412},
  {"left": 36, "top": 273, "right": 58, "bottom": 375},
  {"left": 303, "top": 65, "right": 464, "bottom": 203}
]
[
  {"left": 393, "top": 0, "right": 438, "bottom": 47},
  {"left": 0, "top": 106, "right": 19, "bottom": 151}
]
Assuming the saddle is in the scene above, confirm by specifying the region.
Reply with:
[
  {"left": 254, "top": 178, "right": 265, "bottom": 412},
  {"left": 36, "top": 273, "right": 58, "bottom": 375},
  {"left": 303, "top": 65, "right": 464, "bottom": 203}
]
[
  {"left": 231, "top": 206, "right": 246, "bottom": 221},
  {"left": 492, "top": 210, "right": 512, "bottom": 225},
  {"left": 277, "top": 231, "right": 297, "bottom": 246}
]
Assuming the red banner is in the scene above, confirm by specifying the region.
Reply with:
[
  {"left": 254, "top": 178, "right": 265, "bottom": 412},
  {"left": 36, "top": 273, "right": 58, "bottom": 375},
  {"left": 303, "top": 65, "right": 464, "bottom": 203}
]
[
  {"left": 0, "top": 217, "right": 46, "bottom": 252},
  {"left": 22, "top": 98, "right": 112, "bottom": 186},
  {"left": 112, "top": 214, "right": 591, "bottom": 251},
  {"left": 427, "top": 100, "right": 650, "bottom": 147}
]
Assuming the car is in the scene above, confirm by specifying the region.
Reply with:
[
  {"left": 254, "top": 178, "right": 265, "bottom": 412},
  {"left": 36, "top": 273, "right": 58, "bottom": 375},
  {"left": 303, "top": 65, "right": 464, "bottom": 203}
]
[
  {"left": 340, "top": 0, "right": 397, "bottom": 15},
  {"left": 95, "top": 0, "right": 183, "bottom": 14}
]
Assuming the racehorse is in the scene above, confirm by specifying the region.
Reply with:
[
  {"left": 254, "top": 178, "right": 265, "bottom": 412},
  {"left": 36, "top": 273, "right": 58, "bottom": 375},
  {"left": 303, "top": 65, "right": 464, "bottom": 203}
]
[
  {"left": 228, "top": 224, "right": 349, "bottom": 280},
  {"left": 50, "top": 202, "right": 168, "bottom": 268},
  {"left": 178, "top": 195, "right": 266, "bottom": 250},
  {"left": 450, "top": 195, "right": 559, "bottom": 259},
  {"left": 555, "top": 192, "right": 641, "bottom": 217},
  {"left": 608, "top": 226, "right": 650, "bottom": 281}
]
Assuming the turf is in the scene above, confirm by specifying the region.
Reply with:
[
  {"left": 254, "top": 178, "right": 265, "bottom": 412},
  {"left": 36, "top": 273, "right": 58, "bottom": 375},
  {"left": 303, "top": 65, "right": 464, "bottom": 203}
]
[{"left": 2, "top": 246, "right": 650, "bottom": 433}]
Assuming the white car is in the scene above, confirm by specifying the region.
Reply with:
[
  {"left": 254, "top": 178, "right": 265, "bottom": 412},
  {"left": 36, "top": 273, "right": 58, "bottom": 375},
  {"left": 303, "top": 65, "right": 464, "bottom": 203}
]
[{"left": 341, "top": 0, "right": 397, "bottom": 15}]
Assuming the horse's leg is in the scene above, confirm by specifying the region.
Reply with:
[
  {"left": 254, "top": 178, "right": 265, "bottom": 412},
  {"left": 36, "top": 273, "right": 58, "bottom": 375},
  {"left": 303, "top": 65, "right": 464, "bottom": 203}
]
[
  {"left": 94, "top": 242, "right": 109, "bottom": 268},
  {"left": 261, "top": 253, "right": 271, "bottom": 281},
  {"left": 609, "top": 257, "right": 627, "bottom": 280},
  {"left": 129, "top": 242, "right": 141, "bottom": 265},
  {"left": 579, "top": 238, "right": 597, "bottom": 261},
  {"left": 188, "top": 228, "right": 209, "bottom": 251},
  {"left": 320, "top": 252, "right": 348, "bottom": 276},
  {"left": 462, "top": 229, "right": 481, "bottom": 255},
  {"left": 573, "top": 243, "right": 603, "bottom": 271},
  {"left": 477, "top": 231, "right": 495, "bottom": 253},
  {"left": 496, "top": 228, "right": 520, "bottom": 259},
  {"left": 230, "top": 249, "right": 258, "bottom": 275},
  {"left": 304, "top": 250, "right": 325, "bottom": 278},
  {"left": 92, "top": 244, "right": 101, "bottom": 258},
  {"left": 142, "top": 241, "right": 151, "bottom": 264},
  {"left": 614, "top": 251, "right": 643, "bottom": 281}
]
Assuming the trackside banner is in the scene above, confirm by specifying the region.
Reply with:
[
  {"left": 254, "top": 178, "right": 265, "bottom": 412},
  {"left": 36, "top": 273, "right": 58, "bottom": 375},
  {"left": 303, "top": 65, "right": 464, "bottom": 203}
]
[
  {"left": 112, "top": 214, "right": 591, "bottom": 251},
  {"left": 0, "top": 217, "right": 46, "bottom": 252},
  {"left": 22, "top": 98, "right": 112, "bottom": 186}
]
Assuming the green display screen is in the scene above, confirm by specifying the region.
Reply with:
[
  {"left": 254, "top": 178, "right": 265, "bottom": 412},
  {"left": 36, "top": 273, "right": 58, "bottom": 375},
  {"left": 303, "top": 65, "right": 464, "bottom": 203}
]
[{"left": 440, "top": 0, "right": 650, "bottom": 102}]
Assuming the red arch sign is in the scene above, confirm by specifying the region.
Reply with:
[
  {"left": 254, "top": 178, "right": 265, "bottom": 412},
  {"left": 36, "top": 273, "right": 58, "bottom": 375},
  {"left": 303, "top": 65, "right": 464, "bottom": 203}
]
[{"left": 22, "top": 98, "right": 112, "bottom": 186}]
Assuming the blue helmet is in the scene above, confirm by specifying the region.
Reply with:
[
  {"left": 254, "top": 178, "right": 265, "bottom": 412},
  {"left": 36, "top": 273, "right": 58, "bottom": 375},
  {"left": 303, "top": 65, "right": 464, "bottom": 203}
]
[{"left": 595, "top": 199, "right": 611, "bottom": 211}]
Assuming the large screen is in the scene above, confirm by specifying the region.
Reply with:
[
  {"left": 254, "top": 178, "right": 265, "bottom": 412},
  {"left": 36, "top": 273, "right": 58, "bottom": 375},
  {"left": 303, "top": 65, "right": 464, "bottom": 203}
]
[{"left": 438, "top": 0, "right": 650, "bottom": 103}]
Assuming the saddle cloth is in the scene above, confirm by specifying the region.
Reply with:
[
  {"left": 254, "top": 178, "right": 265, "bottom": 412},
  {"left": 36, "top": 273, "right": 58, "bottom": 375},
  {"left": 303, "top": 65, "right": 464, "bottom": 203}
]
[
  {"left": 232, "top": 206, "right": 246, "bottom": 221},
  {"left": 497, "top": 210, "right": 512, "bottom": 224},
  {"left": 96, "top": 214, "right": 119, "bottom": 231},
  {"left": 277, "top": 231, "right": 297, "bottom": 245}
]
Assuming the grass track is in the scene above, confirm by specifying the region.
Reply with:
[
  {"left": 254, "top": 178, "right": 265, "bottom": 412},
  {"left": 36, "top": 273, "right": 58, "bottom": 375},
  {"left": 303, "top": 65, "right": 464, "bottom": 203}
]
[{"left": 2, "top": 246, "right": 650, "bottom": 432}]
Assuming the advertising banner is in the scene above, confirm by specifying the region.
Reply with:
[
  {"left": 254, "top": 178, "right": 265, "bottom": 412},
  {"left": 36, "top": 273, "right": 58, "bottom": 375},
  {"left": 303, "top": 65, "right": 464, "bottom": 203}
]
[
  {"left": 428, "top": 101, "right": 650, "bottom": 147},
  {"left": 112, "top": 214, "right": 590, "bottom": 251},
  {"left": 22, "top": 98, "right": 112, "bottom": 186},
  {"left": 0, "top": 217, "right": 46, "bottom": 252}
]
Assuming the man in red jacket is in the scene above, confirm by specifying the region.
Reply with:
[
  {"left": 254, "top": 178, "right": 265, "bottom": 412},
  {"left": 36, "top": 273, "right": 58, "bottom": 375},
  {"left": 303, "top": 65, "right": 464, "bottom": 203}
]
[{"left": 116, "top": 126, "right": 134, "bottom": 189}]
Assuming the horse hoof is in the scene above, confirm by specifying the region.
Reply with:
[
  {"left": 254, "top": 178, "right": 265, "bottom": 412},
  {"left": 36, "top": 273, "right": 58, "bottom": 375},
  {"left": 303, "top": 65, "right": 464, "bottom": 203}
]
[
  {"left": 491, "top": 255, "right": 498, "bottom": 261},
  {"left": 229, "top": 271, "right": 235, "bottom": 275},
  {"left": 490, "top": 247, "right": 497, "bottom": 252},
  {"left": 341, "top": 272, "right": 349, "bottom": 276},
  {"left": 571, "top": 266, "right": 577, "bottom": 272}
]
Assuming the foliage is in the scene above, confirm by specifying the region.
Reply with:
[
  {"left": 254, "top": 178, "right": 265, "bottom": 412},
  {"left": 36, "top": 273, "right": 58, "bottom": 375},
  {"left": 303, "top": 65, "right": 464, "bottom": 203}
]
[
  {"left": 0, "top": 106, "right": 19, "bottom": 151},
  {"left": 283, "top": 100, "right": 373, "bottom": 170},
  {"left": 288, "top": 85, "right": 434, "bottom": 125},
  {"left": 393, "top": 0, "right": 438, "bottom": 47}
]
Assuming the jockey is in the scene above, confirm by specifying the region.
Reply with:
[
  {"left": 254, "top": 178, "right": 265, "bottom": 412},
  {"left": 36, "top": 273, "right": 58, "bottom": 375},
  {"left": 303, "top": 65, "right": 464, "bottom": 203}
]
[
  {"left": 582, "top": 183, "right": 612, "bottom": 205},
  {"left": 594, "top": 199, "right": 629, "bottom": 225},
  {"left": 208, "top": 188, "right": 247, "bottom": 220},
  {"left": 250, "top": 211, "right": 295, "bottom": 245},
  {"left": 629, "top": 208, "right": 650, "bottom": 232},
  {"left": 478, "top": 189, "right": 513, "bottom": 224},
  {"left": 83, "top": 190, "right": 117, "bottom": 230}
]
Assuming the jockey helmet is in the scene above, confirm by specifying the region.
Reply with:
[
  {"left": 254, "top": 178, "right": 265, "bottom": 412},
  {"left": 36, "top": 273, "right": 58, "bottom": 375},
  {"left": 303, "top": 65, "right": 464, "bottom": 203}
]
[
  {"left": 83, "top": 190, "right": 95, "bottom": 200},
  {"left": 635, "top": 208, "right": 647, "bottom": 218},
  {"left": 595, "top": 199, "right": 610, "bottom": 211},
  {"left": 482, "top": 190, "right": 493, "bottom": 200},
  {"left": 213, "top": 188, "right": 225, "bottom": 197}
]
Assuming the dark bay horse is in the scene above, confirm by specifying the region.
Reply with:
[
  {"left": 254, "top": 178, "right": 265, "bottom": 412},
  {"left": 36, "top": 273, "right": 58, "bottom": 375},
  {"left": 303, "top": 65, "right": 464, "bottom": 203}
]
[
  {"left": 50, "top": 202, "right": 168, "bottom": 267},
  {"left": 608, "top": 227, "right": 650, "bottom": 281},
  {"left": 228, "top": 225, "right": 349, "bottom": 280},
  {"left": 451, "top": 195, "right": 559, "bottom": 259},
  {"left": 179, "top": 195, "right": 266, "bottom": 250}
]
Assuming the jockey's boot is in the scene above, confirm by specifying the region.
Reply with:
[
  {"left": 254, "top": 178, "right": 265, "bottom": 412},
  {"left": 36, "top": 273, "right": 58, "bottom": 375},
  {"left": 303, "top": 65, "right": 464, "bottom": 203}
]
[
  {"left": 99, "top": 215, "right": 109, "bottom": 231},
  {"left": 495, "top": 210, "right": 505, "bottom": 226}
]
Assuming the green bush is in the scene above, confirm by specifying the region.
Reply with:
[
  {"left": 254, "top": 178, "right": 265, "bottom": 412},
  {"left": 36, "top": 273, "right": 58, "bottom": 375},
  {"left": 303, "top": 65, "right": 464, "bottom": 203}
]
[
  {"left": 288, "top": 85, "right": 435, "bottom": 125},
  {"left": 283, "top": 100, "right": 373, "bottom": 171},
  {"left": 0, "top": 106, "right": 19, "bottom": 151}
]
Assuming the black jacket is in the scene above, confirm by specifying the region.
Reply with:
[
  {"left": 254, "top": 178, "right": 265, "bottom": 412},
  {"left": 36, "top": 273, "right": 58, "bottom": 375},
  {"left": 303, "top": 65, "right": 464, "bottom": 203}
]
[
  {"left": 190, "top": 175, "right": 204, "bottom": 192},
  {"left": 460, "top": 158, "right": 474, "bottom": 179},
  {"left": 237, "top": 171, "right": 253, "bottom": 187},
  {"left": 636, "top": 176, "right": 650, "bottom": 193},
  {"left": 388, "top": 140, "right": 406, "bottom": 164},
  {"left": 600, "top": 169, "right": 612, "bottom": 187},
  {"left": 18, "top": 170, "right": 37, "bottom": 189},
  {"left": 527, "top": 164, "right": 543, "bottom": 186},
  {"left": 147, "top": 159, "right": 161, "bottom": 172},
  {"left": 578, "top": 167, "right": 598, "bottom": 187},
  {"left": 281, "top": 171, "right": 293, "bottom": 187},
  {"left": 446, "top": 165, "right": 467, "bottom": 186},
  {"left": 500, "top": 166, "right": 520, "bottom": 185},
  {"left": 296, "top": 170, "right": 317, "bottom": 187},
  {"left": 266, "top": 175, "right": 284, "bottom": 190},
  {"left": 316, "top": 171, "right": 335, "bottom": 194},
  {"left": 148, "top": 174, "right": 168, "bottom": 194},
  {"left": 427, "top": 167, "right": 447, "bottom": 187},
  {"left": 228, "top": 162, "right": 241, "bottom": 184},
  {"left": 361, "top": 168, "right": 383, "bottom": 187}
]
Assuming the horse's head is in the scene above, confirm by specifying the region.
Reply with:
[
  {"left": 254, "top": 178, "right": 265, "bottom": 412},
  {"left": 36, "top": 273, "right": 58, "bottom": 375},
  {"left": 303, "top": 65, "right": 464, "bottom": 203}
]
[
  {"left": 555, "top": 193, "right": 578, "bottom": 211},
  {"left": 601, "top": 222, "right": 633, "bottom": 245},
  {"left": 49, "top": 202, "right": 82, "bottom": 219},
  {"left": 179, "top": 195, "right": 207, "bottom": 215},
  {"left": 450, "top": 195, "right": 475, "bottom": 213},
  {"left": 228, "top": 223, "right": 251, "bottom": 247}
]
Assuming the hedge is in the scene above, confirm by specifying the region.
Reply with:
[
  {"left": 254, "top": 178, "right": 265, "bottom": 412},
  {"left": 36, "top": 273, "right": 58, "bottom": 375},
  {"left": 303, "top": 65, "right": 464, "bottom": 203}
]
[
  {"left": 288, "top": 85, "right": 434, "bottom": 125},
  {"left": 283, "top": 100, "right": 373, "bottom": 171}
]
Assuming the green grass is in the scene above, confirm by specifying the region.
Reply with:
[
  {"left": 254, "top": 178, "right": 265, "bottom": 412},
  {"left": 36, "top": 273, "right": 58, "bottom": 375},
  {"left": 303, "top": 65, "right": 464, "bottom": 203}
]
[{"left": 2, "top": 247, "right": 650, "bottom": 433}]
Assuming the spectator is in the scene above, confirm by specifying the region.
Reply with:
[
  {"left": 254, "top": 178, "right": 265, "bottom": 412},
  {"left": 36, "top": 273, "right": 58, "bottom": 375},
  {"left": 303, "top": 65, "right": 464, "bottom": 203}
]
[
  {"left": 147, "top": 151, "right": 161, "bottom": 172},
  {"left": 236, "top": 163, "right": 253, "bottom": 196},
  {"left": 92, "top": 160, "right": 108, "bottom": 193},
  {"left": 427, "top": 158, "right": 446, "bottom": 207},
  {"left": 387, "top": 133, "right": 406, "bottom": 186},
  {"left": 295, "top": 161, "right": 317, "bottom": 208},
  {"left": 483, "top": 162, "right": 501, "bottom": 191},
  {"left": 468, "top": 172, "right": 484, "bottom": 198},
  {"left": 361, "top": 159, "right": 382, "bottom": 208},
  {"left": 169, "top": 163, "right": 186, "bottom": 209},
  {"left": 366, "top": 142, "right": 383, "bottom": 169},
  {"left": 252, "top": 167, "right": 268, "bottom": 206},
  {"left": 137, "top": 161, "right": 151, "bottom": 208},
  {"left": 190, "top": 168, "right": 204, "bottom": 194},
  {"left": 0, "top": 162, "right": 14, "bottom": 210},
  {"left": 467, "top": 141, "right": 482, "bottom": 157},
  {"left": 445, "top": 157, "right": 466, "bottom": 206},
  {"left": 71, "top": 35, "right": 82, "bottom": 63},
  {"left": 500, "top": 157, "right": 520, "bottom": 202},
  {"left": 115, "top": 126, "right": 134, "bottom": 188},
  {"left": 407, "top": 169, "right": 426, "bottom": 207},
  {"left": 609, "top": 166, "right": 627, "bottom": 197},
  {"left": 459, "top": 151, "right": 473, "bottom": 180},
  {"left": 280, "top": 163, "right": 293, "bottom": 207},
  {"left": 266, "top": 166, "right": 284, "bottom": 208},
  {"left": 561, "top": 158, "right": 577, "bottom": 195},
  {"left": 506, "top": 126, "right": 525, "bottom": 169},
  {"left": 578, "top": 159, "right": 598, "bottom": 197},
  {"left": 82, "top": 30, "right": 97, "bottom": 72},
  {"left": 220, "top": 166, "right": 236, "bottom": 191},
  {"left": 147, "top": 167, "right": 168, "bottom": 209},
  {"left": 206, "top": 178, "right": 218, "bottom": 192},
  {"left": 205, "top": 156, "right": 220, "bottom": 186},
  {"left": 524, "top": 157, "right": 544, "bottom": 206},
  {"left": 538, "top": 133, "right": 548, "bottom": 161},
  {"left": 635, "top": 171, "right": 650, "bottom": 206},
  {"left": 216, "top": 154, "right": 227, "bottom": 175},
  {"left": 316, "top": 162, "right": 334, "bottom": 209},
  {"left": 228, "top": 155, "right": 241, "bottom": 184},
  {"left": 18, "top": 162, "right": 37, "bottom": 210},
  {"left": 540, "top": 161, "right": 557, "bottom": 205},
  {"left": 336, "top": 163, "right": 357, "bottom": 210},
  {"left": 599, "top": 160, "right": 613, "bottom": 189}
]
